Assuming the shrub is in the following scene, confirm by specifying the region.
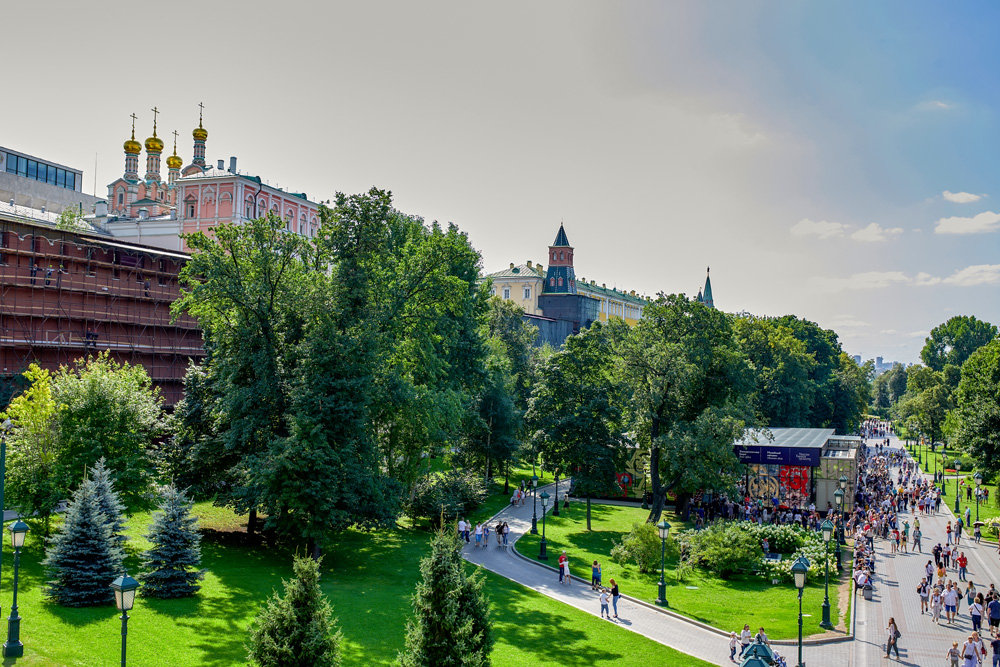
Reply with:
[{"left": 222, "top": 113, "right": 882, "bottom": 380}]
[
  {"left": 685, "top": 524, "right": 761, "bottom": 579},
  {"left": 405, "top": 470, "right": 488, "bottom": 527},
  {"left": 742, "top": 523, "right": 808, "bottom": 554},
  {"left": 611, "top": 522, "right": 660, "bottom": 573}
]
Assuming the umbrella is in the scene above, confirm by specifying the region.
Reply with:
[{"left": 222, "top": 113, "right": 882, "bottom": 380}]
[{"left": 974, "top": 521, "right": 986, "bottom": 527}]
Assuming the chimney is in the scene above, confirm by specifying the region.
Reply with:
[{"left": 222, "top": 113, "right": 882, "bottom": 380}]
[
  {"left": 509, "top": 262, "right": 515, "bottom": 269},
  {"left": 138, "top": 207, "right": 148, "bottom": 220},
  {"left": 40, "top": 205, "right": 46, "bottom": 215},
  {"left": 217, "top": 159, "right": 225, "bottom": 170},
  {"left": 169, "top": 206, "right": 177, "bottom": 220},
  {"left": 602, "top": 283, "right": 606, "bottom": 288},
  {"left": 526, "top": 260, "right": 532, "bottom": 268},
  {"left": 95, "top": 200, "right": 108, "bottom": 217},
  {"left": 7, "top": 198, "right": 13, "bottom": 207},
  {"left": 229, "top": 157, "right": 237, "bottom": 174}
]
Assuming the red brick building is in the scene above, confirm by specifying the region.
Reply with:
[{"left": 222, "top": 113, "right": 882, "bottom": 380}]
[{"left": 0, "top": 208, "right": 203, "bottom": 405}]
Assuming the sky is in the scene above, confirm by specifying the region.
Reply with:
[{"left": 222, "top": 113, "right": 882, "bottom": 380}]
[{"left": 4, "top": 1, "right": 999, "bottom": 363}]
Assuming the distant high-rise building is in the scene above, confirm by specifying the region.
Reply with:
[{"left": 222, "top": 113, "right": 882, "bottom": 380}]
[
  {"left": 876, "top": 356, "right": 883, "bottom": 367},
  {"left": 852, "top": 354, "right": 862, "bottom": 365}
]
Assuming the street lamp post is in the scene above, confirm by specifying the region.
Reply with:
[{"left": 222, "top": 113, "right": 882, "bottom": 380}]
[
  {"left": 539, "top": 491, "right": 549, "bottom": 560},
  {"left": 110, "top": 572, "right": 139, "bottom": 667},
  {"left": 838, "top": 475, "right": 848, "bottom": 539},
  {"left": 530, "top": 473, "right": 538, "bottom": 535},
  {"left": 975, "top": 473, "right": 983, "bottom": 523},
  {"left": 2, "top": 520, "right": 28, "bottom": 658},
  {"left": 0, "top": 419, "right": 11, "bottom": 626},
  {"left": 792, "top": 557, "right": 809, "bottom": 667},
  {"left": 819, "top": 519, "right": 834, "bottom": 629},
  {"left": 955, "top": 461, "right": 962, "bottom": 514},
  {"left": 553, "top": 472, "right": 560, "bottom": 517},
  {"left": 656, "top": 520, "right": 671, "bottom": 606},
  {"left": 833, "top": 488, "right": 844, "bottom": 572}
]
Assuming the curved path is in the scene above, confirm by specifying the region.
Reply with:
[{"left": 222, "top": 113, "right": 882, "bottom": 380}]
[{"left": 463, "top": 483, "right": 853, "bottom": 665}]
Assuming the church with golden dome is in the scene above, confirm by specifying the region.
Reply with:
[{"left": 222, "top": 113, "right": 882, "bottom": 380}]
[{"left": 106, "top": 105, "right": 209, "bottom": 218}]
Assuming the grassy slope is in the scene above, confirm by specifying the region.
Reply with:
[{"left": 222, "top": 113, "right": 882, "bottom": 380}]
[
  {"left": 517, "top": 502, "right": 847, "bottom": 639},
  {"left": 7, "top": 499, "right": 710, "bottom": 666}
]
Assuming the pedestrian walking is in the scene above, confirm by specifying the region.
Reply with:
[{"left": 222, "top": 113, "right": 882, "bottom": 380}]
[
  {"left": 958, "top": 552, "right": 969, "bottom": 582},
  {"left": 932, "top": 589, "right": 944, "bottom": 624},
  {"left": 591, "top": 561, "right": 602, "bottom": 590},
  {"left": 558, "top": 551, "right": 567, "bottom": 584},
  {"left": 728, "top": 632, "right": 738, "bottom": 662},
  {"left": 918, "top": 578, "right": 930, "bottom": 614},
  {"left": 970, "top": 596, "right": 984, "bottom": 633},
  {"left": 990, "top": 632, "right": 1000, "bottom": 667},
  {"left": 927, "top": 560, "right": 936, "bottom": 586},
  {"left": 739, "top": 624, "right": 751, "bottom": 653},
  {"left": 599, "top": 588, "right": 610, "bottom": 619},
  {"left": 609, "top": 578, "right": 620, "bottom": 619},
  {"left": 945, "top": 583, "right": 961, "bottom": 624},
  {"left": 885, "top": 617, "right": 900, "bottom": 659},
  {"left": 914, "top": 527, "right": 922, "bottom": 552},
  {"left": 947, "top": 641, "right": 960, "bottom": 667}
]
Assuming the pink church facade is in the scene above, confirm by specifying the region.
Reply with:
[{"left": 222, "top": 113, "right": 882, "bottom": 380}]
[{"left": 101, "top": 107, "right": 320, "bottom": 253}]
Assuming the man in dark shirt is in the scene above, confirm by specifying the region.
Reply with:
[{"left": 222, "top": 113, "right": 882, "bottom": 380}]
[
  {"left": 987, "top": 597, "right": 1000, "bottom": 630},
  {"left": 933, "top": 543, "right": 943, "bottom": 567}
]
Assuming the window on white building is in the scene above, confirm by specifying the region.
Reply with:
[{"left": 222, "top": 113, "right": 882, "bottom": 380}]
[
  {"left": 523, "top": 287, "right": 531, "bottom": 299},
  {"left": 503, "top": 287, "right": 510, "bottom": 299}
]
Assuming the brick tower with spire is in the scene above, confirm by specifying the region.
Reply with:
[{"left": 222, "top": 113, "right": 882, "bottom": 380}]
[{"left": 542, "top": 223, "right": 577, "bottom": 294}]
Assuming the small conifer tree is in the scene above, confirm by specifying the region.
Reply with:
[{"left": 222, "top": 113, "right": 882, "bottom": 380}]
[
  {"left": 140, "top": 486, "right": 204, "bottom": 598},
  {"left": 398, "top": 529, "right": 493, "bottom": 666},
  {"left": 247, "top": 556, "right": 342, "bottom": 667},
  {"left": 90, "top": 457, "right": 128, "bottom": 557},
  {"left": 42, "top": 479, "right": 120, "bottom": 606}
]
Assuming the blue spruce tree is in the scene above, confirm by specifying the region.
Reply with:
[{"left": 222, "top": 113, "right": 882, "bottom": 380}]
[{"left": 140, "top": 486, "right": 204, "bottom": 598}]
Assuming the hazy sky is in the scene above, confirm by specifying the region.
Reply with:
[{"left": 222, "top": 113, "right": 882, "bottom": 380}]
[{"left": 5, "top": 1, "right": 999, "bottom": 363}]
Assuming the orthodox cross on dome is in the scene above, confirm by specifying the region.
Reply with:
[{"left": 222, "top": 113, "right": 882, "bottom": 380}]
[
  {"left": 172, "top": 130, "right": 179, "bottom": 152},
  {"left": 129, "top": 112, "right": 137, "bottom": 139},
  {"left": 198, "top": 101, "right": 205, "bottom": 127},
  {"left": 150, "top": 106, "right": 159, "bottom": 136}
]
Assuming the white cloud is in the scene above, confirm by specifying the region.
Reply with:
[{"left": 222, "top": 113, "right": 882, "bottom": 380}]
[
  {"left": 880, "top": 329, "right": 897, "bottom": 335},
  {"left": 942, "top": 264, "right": 1000, "bottom": 287},
  {"left": 811, "top": 271, "right": 911, "bottom": 292},
  {"left": 850, "top": 223, "right": 903, "bottom": 242},
  {"left": 829, "top": 316, "right": 869, "bottom": 329},
  {"left": 916, "top": 100, "right": 955, "bottom": 111},
  {"left": 906, "top": 330, "right": 929, "bottom": 338},
  {"left": 943, "top": 190, "right": 982, "bottom": 204},
  {"left": 934, "top": 211, "right": 1000, "bottom": 234},
  {"left": 790, "top": 218, "right": 847, "bottom": 239},
  {"left": 914, "top": 272, "right": 941, "bottom": 286}
]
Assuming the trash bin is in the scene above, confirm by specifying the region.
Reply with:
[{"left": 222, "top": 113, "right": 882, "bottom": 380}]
[{"left": 863, "top": 583, "right": 873, "bottom": 601}]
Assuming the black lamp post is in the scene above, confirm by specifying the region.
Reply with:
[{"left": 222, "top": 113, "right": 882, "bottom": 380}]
[
  {"left": 955, "top": 460, "right": 962, "bottom": 514},
  {"left": 975, "top": 473, "right": 983, "bottom": 523},
  {"left": 538, "top": 491, "right": 549, "bottom": 560},
  {"left": 791, "top": 556, "right": 809, "bottom": 667},
  {"left": 553, "top": 472, "right": 560, "bottom": 517},
  {"left": 2, "top": 519, "right": 28, "bottom": 658},
  {"left": 833, "top": 488, "right": 844, "bottom": 572},
  {"left": 110, "top": 572, "right": 139, "bottom": 667},
  {"left": 656, "top": 520, "right": 670, "bottom": 606},
  {"left": 838, "top": 475, "right": 848, "bottom": 540},
  {"left": 530, "top": 473, "right": 538, "bottom": 535},
  {"left": 819, "top": 519, "right": 833, "bottom": 629}
]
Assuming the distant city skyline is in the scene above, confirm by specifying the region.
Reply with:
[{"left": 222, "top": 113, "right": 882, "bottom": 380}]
[{"left": 5, "top": 1, "right": 999, "bottom": 363}]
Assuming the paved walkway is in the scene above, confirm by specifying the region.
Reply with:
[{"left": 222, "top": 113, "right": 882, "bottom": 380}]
[
  {"left": 464, "top": 440, "right": 1000, "bottom": 665},
  {"left": 464, "top": 482, "right": 852, "bottom": 665}
]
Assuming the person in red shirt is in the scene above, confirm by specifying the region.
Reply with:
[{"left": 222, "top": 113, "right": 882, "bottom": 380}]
[
  {"left": 558, "top": 551, "right": 568, "bottom": 584},
  {"left": 957, "top": 552, "right": 969, "bottom": 582}
]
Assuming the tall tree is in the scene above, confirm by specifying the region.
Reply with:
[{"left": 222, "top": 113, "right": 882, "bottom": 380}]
[
  {"left": 617, "top": 295, "right": 756, "bottom": 523},
  {"left": 893, "top": 365, "right": 951, "bottom": 444},
  {"left": 952, "top": 339, "right": 1000, "bottom": 476},
  {"left": 247, "top": 556, "right": 342, "bottom": 667},
  {"left": 734, "top": 316, "right": 817, "bottom": 427},
  {"left": 527, "top": 323, "right": 625, "bottom": 529},
  {"left": 399, "top": 529, "right": 492, "bottom": 667},
  {"left": 921, "top": 315, "right": 998, "bottom": 372},
  {"left": 50, "top": 353, "right": 164, "bottom": 511},
  {"left": 140, "top": 486, "right": 204, "bottom": 598},
  {"left": 42, "top": 480, "right": 121, "bottom": 607},
  {"left": 89, "top": 458, "right": 128, "bottom": 551},
  {"left": 885, "top": 363, "right": 908, "bottom": 405},
  {"left": 1, "top": 364, "right": 62, "bottom": 535}
]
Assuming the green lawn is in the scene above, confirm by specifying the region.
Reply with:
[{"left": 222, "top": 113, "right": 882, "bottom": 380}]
[
  {"left": 517, "top": 503, "right": 848, "bottom": 640},
  {"left": 2, "top": 499, "right": 709, "bottom": 666}
]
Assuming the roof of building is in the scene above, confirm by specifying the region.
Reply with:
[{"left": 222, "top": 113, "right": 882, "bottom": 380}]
[
  {"left": 0, "top": 200, "right": 61, "bottom": 226},
  {"left": 552, "top": 223, "right": 570, "bottom": 247},
  {"left": 737, "top": 428, "right": 836, "bottom": 449},
  {"left": 703, "top": 267, "right": 714, "bottom": 307},
  {"left": 179, "top": 168, "right": 314, "bottom": 203},
  {"left": 578, "top": 281, "right": 647, "bottom": 305},
  {"left": 483, "top": 263, "right": 544, "bottom": 280},
  {"left": 131, "top": 198, "right": 161, "bottom": 206}
]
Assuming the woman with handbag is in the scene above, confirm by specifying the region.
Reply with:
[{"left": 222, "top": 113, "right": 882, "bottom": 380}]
[{"left": 885, "top": 617, "right": 900, "bottom": 659}]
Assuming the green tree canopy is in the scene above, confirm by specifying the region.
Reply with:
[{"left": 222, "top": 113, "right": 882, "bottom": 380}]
[
  {"left": 921, "top": 315, "right": 998, "bottom": 372},
  {"left": 952, "top": 339, "right": 1000, "bottom": 476}
]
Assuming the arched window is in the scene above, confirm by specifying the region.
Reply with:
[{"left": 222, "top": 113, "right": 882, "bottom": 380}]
[
  {"left": 559, "top": 251, "right": 564, "bottom": 261},
  {"left": 549, "top": 278, "right": 555, "bottom": 286},
  {"left": 557, "top": 277, "right": 563, "bottom": 287}
]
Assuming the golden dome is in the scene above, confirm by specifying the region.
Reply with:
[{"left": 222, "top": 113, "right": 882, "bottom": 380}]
[
  {"left": 145, "top": 135, "right": 164, "bottom": 152},
  {"left": 166, "top": 153, "right": 183, "bottom": 169},
  {"left": 192, "top": 125, "right": 208, "bottom": 141},
  {"left": 123, "top": 138, "right": 141, "bottom": 154}
]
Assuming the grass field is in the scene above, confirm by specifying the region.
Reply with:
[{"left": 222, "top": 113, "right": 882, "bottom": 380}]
[
  {"left": 0, "top": 493, "right": 710, "bottom": 666},
  {"left": 517, "top": 502, "right": 848, "bottom": 639}
]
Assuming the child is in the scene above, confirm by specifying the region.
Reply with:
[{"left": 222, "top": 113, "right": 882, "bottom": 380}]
[
  {"left": 599, "top": 588, "right": 610, "bottom": 619},
  {"left": 728, "top": 632, "right": 738, "bottom": 662},
  {"left": 945, "top": 641, "right": 959, "bottom": 667}
]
